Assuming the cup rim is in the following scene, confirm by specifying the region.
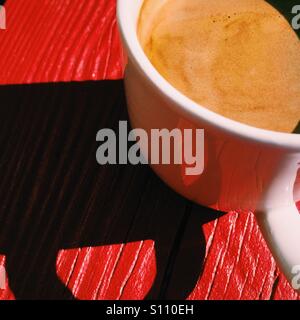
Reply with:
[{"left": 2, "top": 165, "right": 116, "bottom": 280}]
[{"left": 117, "top": 0, "right": 300, "bottom": 151}]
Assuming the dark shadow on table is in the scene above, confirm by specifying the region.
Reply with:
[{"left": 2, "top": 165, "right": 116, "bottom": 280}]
[{"left": 0, "top": 80, "right": 225, "bottom": 300}]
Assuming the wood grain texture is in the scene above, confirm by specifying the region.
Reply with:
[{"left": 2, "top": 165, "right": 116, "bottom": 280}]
[
  {"left": 0, "top": 0, "right": 299, "bottom": 300},
  {"left": 0, "top": 0, "right": 124, "bottom": 84}
]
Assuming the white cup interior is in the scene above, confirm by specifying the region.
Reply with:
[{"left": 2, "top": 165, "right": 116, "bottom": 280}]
[{"left": 117, "top": 0, "right": 300, "bottom": 151}]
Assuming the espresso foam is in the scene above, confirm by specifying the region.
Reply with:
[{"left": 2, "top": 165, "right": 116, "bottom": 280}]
[{"left": 138, "top": 0, "right": 300, "bottom": 133}]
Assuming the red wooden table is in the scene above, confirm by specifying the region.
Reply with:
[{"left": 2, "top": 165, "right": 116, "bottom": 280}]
[{"left": 0, "top": 0, "right": 299, "bottom": 300}]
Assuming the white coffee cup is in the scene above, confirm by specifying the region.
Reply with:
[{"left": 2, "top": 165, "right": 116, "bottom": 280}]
[{"left": 117, "top": 0, "right": 300, "bottom": 292}]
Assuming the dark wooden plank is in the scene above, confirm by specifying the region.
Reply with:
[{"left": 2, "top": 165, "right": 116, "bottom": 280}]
[{"left": 0, "top": 81, "right": 194, "bottom": 299}]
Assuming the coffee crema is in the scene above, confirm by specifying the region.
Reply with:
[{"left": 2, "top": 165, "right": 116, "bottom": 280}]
[{"left": 138, "top": 0, "right": 300, "bottom": 133}]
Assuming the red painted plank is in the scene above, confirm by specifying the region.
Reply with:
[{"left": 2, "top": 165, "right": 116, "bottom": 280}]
[
  {"left": 56, "top": 241, "right": 156, "bottom": 300},
  {"left": 0, "top": 0, "right": 299, "bottom": 300},
  {"left": 0, "top": 0, "right": 124, "bottom": 84}
]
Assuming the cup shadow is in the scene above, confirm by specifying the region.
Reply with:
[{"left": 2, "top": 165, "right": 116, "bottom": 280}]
[{"left": 0, "top": 80, "right": 226, "bottom": 300}]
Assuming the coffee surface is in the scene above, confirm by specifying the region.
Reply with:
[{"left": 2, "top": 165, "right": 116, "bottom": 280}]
[{"left": 138, "top": 0, "right": 300, "bottom": 133}]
